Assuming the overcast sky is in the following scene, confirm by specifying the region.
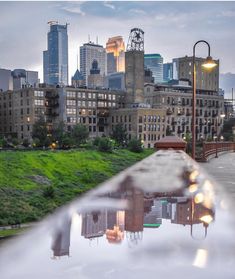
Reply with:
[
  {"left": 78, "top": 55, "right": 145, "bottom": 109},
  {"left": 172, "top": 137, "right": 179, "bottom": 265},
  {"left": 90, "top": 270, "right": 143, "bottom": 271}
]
[{"left": 0, "top": 1, "right": 235, "bottom": 82}]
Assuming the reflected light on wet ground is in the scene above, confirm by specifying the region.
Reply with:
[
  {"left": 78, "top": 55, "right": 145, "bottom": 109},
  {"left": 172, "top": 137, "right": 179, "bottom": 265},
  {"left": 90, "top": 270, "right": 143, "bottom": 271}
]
[{"left": 0, "top": 150, "right": 235, "bottom": 279}]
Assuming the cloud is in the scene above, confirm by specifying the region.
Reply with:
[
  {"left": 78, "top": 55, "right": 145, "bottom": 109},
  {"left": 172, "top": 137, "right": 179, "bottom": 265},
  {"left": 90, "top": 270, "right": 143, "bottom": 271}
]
[
  {"left": 220, "top": 10, "right": 235, "bottom": 17},
  {"left": 60, "top": 2, "right": 85, "bottom": 16},
  {"left": 103, "top": 2, "right": 115, "bottom": 10},
  {"left": 129, "top": 9, "right": 146, "bottom": 15}
]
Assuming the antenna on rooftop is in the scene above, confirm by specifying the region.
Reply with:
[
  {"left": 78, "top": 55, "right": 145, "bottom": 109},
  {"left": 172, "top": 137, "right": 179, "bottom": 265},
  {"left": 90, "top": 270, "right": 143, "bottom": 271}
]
[
  {"left": 96, "top": 36, "right": 98, "bottom": 44},
  {"left": 88, "top": 34, "right": 90, "bottom": 42}
]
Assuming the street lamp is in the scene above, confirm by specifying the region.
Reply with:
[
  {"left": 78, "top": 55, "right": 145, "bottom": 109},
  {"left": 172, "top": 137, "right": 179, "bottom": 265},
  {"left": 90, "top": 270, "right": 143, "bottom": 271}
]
[
  {"left": 192, "top": 40, "right": 217, "bottom": 160},
  {"left": 215, "top": 113, "right": 225, "bottom": 158}
]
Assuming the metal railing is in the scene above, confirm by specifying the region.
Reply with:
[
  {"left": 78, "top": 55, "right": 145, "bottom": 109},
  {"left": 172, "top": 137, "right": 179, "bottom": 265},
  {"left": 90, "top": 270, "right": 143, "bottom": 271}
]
[{"left": 201, "top": 141, "right": 235, "bottom": 161}]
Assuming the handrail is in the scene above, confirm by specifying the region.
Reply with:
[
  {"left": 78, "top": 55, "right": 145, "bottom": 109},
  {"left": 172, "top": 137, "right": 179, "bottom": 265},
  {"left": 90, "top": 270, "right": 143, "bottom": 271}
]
[{"left": 201, "top": 141, "right": 235, "bottom": 161}]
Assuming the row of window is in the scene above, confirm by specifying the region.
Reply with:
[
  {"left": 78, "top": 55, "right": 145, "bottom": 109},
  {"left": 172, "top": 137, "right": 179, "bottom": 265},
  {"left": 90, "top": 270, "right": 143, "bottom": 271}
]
[{"left": 67, "top": 91, "right": 117, "bottom": 100}]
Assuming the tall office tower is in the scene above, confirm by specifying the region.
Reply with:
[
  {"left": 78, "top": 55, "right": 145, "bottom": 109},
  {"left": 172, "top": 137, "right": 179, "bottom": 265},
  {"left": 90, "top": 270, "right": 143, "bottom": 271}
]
[
  {"left": 0, "top": 69, "right": 13, "bottom": 91},
  {"left": 43, "top": 21, "right": 68, "bottom": 86},
  {"left": 144, "top": 53, "right": 163, "bottom": 83},
  {"left": 12, "top": 69, "right": 39, "bottom": 89},
  {"left": 172, "top": 58, "right": 179, "bottom": 80},
  {"left": 177, "top": 56, "right": 219, "bottom": 92},
  {"left": 163, "top": 63, "right": 173, "bottom": 82},
  {"left": 80, "top": 42, "right": 107, "bottom": 86},
  {"left": 125, "top": 28, "right": 145, "bottom": 106},
  {"left": 106, "top": 36, "right": 125, "bottom": 74}
]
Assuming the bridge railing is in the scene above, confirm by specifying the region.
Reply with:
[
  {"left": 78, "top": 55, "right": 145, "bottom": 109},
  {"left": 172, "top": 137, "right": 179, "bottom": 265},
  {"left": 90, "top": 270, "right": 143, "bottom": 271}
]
[{"left": 201, "top": 141, "right": 235, "bottom": 161}]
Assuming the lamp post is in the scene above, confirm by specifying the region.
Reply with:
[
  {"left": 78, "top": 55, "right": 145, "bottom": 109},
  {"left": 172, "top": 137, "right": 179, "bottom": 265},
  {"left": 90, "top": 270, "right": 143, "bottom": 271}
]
[
  {"left": 215, "top": 113, "right": 225, "bottom": 158},
  {"left": 192, "top": 40, "right": 217, "bottom": 160}
]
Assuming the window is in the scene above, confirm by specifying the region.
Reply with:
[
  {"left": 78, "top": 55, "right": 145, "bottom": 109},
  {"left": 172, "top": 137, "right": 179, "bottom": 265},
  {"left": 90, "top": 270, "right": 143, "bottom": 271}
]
[
  {"left": 34, "top": 99, "right": 44, "bottom": 106},
  {"left": 67, "top": 100, "right": 76, "bottom": 106},
  {"left": 67, "top": 91, "right": 76, "bottom": 98},
  {"left": 66, "top": 108, "right": 76, "bottom": 115},
  {"left": 34, "top": 90, "right": 44, "bottom": 97}
]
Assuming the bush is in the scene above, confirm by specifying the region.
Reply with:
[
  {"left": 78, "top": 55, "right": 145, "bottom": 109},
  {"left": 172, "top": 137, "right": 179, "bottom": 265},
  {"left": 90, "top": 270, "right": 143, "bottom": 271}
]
[
  {"left": 128, "top": 139, "right": 143, "bottom": 153},
  {"left": 22, "top": 138, "right": 30, "bottom": 148},
  {"left": 98, "top": 137, "right": 113, "bottom": 152},
  {"left": 43, "top": 186, "right": 55, "bottom": 198}
]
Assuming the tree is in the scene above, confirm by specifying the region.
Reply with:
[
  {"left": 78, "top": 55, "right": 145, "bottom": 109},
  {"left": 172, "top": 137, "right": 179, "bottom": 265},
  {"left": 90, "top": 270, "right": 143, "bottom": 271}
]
[
  {"left": 111, "top": 124, "right": 128, "bottom": 146},
  {"left": 98, "top": 137, "right": 113, "bottom": 152},
  {"left": 32, "top": 116, "right": 50, "bottom": 147},
  {"left": 128, "top": 139, "right": 143, "bottom": 153},
  {"left": 72, "top": 124, "right": 89, "bottom": 147},
  {"left": 52, "top": 121, "right": 65, "bottom": 145}
]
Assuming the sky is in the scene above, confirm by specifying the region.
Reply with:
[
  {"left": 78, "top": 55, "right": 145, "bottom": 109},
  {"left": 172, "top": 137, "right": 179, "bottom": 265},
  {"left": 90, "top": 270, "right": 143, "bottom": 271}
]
[{"left": 0, "top": 1, "right": 235, "bottom": 84}]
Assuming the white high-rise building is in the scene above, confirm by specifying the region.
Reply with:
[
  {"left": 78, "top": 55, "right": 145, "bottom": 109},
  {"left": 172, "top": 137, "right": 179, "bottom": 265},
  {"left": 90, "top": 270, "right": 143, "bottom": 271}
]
[{"left": 80, "top": 42, "right": 107, "bottom": 86}]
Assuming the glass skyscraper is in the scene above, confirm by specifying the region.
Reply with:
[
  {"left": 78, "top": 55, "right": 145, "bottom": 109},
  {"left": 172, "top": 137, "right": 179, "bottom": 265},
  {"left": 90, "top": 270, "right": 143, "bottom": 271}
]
[
  {"left": 163, "top": 62, "right": 173, "bottom": 82},
  {"left": 43, "top": 22, "right": 68, "bottom": 86},
  {"left": 144, "top": 54, "right": 163, "bottom": 83}
]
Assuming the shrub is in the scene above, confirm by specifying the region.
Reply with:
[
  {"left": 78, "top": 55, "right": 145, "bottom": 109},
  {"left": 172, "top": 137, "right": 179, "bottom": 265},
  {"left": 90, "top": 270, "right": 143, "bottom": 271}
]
[
  {"left": 98, "top": 137, "right": 113, "bottom": 152},
  {"left": 43, "top": 186, "right": 55, "bottom": 198},
  {"left": 128, "top": 139, "right": 143, "bottom": 153},
  {"left": 22, "top": 138, "right": 30, "bottom": 148}
]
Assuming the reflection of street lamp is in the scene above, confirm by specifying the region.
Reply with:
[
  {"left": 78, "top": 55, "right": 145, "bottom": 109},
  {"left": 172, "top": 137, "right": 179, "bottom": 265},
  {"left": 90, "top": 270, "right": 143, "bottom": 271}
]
[
  {"left": 215, "top": 113, "right": 225, "bottom": 158},
  {"left": 192, "top": 41, "right": 217, "bottom": 160}
]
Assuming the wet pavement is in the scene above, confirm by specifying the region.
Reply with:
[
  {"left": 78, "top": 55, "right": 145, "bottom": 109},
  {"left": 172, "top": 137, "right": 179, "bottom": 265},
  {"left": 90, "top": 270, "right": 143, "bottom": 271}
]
[
  {"left": 0, "top": 150, "right": 235, "bottom": 279},
  {"left": 199, "top": 152, "right": 235, "bottom": 204}
]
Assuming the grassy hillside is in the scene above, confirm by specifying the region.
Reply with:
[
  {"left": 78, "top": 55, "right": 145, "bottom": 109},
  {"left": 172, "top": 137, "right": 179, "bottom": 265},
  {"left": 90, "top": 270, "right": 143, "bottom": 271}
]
[{"left": 0, "top": 149, "right": 153, "bottom": 226}]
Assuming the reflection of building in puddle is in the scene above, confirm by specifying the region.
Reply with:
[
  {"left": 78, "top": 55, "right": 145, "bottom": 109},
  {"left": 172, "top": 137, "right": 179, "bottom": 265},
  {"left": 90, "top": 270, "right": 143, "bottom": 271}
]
[
  {"left": 106, "top": 210, "right": 125, "bottom": 244},
  {"left": 51, "top": 217, "right": 72, "bottom": 258},
  {"left": 144, "top": 199, "right": 162, "bottom": 228},
  {"left": 81, "top": 211, "right": 107, "bottom": 239}
]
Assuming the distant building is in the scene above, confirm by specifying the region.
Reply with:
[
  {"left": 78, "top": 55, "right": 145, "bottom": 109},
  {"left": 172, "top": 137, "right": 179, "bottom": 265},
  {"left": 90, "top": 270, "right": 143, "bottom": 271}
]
[
  {"left": 106, "top": 36, "right": 125, "bottom": 74},
  {"left": 51, "top": 216, "right": 72, "bottom": 257},
  {"left": 43, "top": 22, "right": 68, "bottom": 86},
  {"left": 0, "top": 68, "right": 13, "bottom": 91},
  {"left": 176, "top": 56, "right": 219, "bottom": 92},
  {"left": 172, "top": 58, "right": 179, "bottom": 80},
  {"left": 87, "top": 60, "right": 104, "bottom": 89},
  {"left": 71, "top": 69, "right": 85, "bottom": 88},
  {"left": 125, "top": 50, "right": 145, "bottom": 105},
  {"left": 81, "top": 211, "right": 107, "bottom": 239},
  {"left": 12, "top": 69, "right": 39, "bottom": 90},
  {"left": 144, "top": 54, "right": 163, "bottom": 83},
  {"left": 163, "top": 63, "right": 173, "bottom": 82},
  {"left": 144, "top": 67, "right": 154, "bottom": 83},
  {"left": 80, "top": 42, "right": 106, "bottom": 86},
  {"left": 105, "top": 72, "right": 125, "bottom": 90}
]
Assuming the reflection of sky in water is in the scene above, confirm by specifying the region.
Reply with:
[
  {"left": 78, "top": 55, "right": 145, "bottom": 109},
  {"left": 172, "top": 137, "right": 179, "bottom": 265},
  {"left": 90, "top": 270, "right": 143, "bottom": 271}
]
[{"left": 0, "top": 151, "right": 235, "bottom": 279}]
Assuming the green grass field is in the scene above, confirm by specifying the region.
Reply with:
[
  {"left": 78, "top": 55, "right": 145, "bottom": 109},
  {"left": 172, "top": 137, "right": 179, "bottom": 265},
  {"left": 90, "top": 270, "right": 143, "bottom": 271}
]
[{"left": 0, "top": 148, "right": 153, "bottom": 226}]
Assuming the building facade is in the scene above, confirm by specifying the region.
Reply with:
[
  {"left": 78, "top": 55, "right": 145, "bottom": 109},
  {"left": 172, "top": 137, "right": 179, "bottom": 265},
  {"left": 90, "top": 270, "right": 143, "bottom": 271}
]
[
  {"left": 105, "top": 72, "right": 125, "bottom": 90},
  {"left": 176, "top": 56, "right": 219, "bottom": 92},
  {"left": 125, "top": 50, "right": 145, "bottom": 106},
  {"left": 106, "top": 36, "right": 125, "bottom": 74},
  {"left": 80, "top": 42, "right": 107, "bottom": 86},
  {"left": 12, "top": 69, "right": 39, "bottom": 90},
  {"left": 0, "top": 69, "right": 13, "bottom": 92},
  {"left": 0, "top": 86, "right": 125, "bottom": 141},
  {"left": 43, "top": 22, "right": 68, "bottom": 86},
  {"left": 144, "top": 54, "right": 163, "bottom": 83},
  {"left": 109, "top": 107, "right": 166, "bottom": 148},
  {"left": 163, "top": 63, "right": 173, "bottom": 82},
  {"left": 144, "top": 83, "right": 224, "bottom": 140}
]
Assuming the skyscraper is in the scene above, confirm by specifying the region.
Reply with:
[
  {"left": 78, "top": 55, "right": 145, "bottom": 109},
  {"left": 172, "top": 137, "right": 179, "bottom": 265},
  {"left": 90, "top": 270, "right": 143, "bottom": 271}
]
[
  {"left": 144, "top": 54, "right": 163, "bottom": 83},
  {"left": 106, "top": 36, "right": 125, "bottom": 74},
  {"left": 80, "top": 42, "right": 106, "bottom": 86},
  {"left": 163, "top": 63, "right": 173, "bottom": 82},
  {"left": 43, "top": 22, "right": 68, "bottom": 86}
]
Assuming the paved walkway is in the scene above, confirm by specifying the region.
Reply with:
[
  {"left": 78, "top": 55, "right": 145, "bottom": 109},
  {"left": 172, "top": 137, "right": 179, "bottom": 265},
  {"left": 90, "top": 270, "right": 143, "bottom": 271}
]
[{"left": 199, "top": 152, "right": 235, "bottom": 202}]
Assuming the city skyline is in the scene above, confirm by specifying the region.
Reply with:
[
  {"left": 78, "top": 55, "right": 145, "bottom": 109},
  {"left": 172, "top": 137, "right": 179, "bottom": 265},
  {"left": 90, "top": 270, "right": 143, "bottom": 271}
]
[{"left": 0, "top": 1, "right": 235, "bottom": 84}]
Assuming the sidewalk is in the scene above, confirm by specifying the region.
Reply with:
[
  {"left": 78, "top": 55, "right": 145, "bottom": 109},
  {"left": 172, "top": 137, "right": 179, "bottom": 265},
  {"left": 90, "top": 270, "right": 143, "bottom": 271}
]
[{"left": 199, "top": 152, "right": 235, "bottom": 201}]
